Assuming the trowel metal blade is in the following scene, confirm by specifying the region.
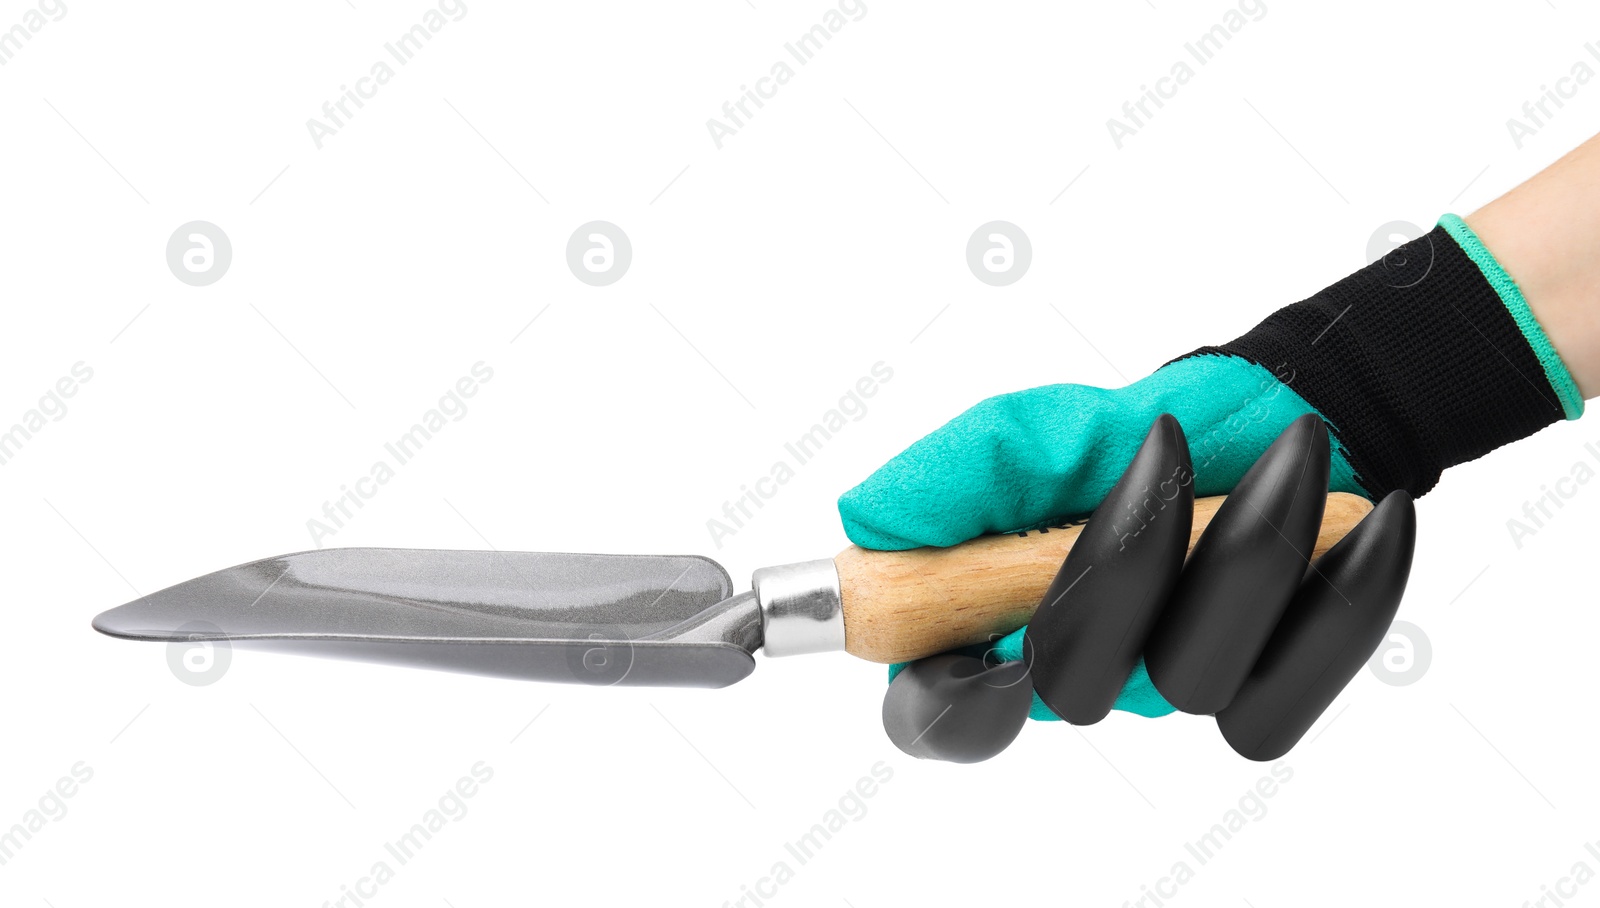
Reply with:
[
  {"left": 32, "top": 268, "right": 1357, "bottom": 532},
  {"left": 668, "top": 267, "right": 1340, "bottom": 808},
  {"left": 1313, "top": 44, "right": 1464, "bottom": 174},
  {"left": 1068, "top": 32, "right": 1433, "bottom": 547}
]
[{"left": 91, "top": 549, "right": 763, "bottom": 688}]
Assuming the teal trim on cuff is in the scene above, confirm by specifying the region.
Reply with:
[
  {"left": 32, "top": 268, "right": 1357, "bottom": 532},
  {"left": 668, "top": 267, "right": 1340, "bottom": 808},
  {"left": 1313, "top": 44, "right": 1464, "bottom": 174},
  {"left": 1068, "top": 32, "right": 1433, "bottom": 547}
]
[{"left": 1439, "top": 213, "right": 1585, "bottom": 420}]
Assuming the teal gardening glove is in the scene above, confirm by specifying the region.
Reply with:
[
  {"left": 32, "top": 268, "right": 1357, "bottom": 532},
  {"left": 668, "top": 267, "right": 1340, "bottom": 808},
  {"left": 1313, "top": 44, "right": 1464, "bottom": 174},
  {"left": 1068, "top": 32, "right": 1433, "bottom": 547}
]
[{"left": 843, "top": 214, "right": 1585, "bottom": 722}]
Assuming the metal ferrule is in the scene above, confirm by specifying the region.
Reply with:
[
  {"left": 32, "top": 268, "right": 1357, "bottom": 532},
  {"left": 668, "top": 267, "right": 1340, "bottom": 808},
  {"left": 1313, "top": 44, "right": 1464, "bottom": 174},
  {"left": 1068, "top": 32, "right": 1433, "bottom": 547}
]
[{"left": 752, "top": 559, "right": 845, "bottom": 657}]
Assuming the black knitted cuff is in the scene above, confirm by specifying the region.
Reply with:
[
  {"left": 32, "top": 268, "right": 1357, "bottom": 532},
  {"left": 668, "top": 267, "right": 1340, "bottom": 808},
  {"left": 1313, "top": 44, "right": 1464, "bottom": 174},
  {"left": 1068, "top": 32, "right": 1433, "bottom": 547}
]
[{"left": 1173, "top": 225, "right": 1570, "bottom": 498}]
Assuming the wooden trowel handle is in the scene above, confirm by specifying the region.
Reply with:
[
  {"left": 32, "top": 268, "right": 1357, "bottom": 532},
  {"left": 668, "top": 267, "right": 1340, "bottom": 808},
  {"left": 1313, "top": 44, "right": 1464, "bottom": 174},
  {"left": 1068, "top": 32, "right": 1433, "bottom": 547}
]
[{"left": 833, "top": 492, "right": 1372, "bottom": 664}]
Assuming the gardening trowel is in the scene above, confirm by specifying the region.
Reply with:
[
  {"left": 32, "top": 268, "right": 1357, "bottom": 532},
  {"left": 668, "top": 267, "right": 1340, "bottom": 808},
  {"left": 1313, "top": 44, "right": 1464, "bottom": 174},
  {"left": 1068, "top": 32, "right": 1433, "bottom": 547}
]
[{"left": 92, "top": 495, "right": 1374, "bottom": 687}]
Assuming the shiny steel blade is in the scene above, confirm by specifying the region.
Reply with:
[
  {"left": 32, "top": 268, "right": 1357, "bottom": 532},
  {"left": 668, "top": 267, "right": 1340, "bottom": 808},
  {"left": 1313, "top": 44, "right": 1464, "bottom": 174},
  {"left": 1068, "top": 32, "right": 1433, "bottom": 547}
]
[{"left": 92, "top": 549, "right": 763, "bottom": 688}]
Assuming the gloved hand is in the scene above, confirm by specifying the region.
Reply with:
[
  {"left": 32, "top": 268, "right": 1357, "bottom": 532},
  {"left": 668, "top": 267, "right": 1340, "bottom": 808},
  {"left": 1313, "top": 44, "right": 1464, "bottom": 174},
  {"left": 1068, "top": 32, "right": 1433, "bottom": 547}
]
[
  {"left": 878, "top": 413, "right": 1419, "bottom": 762},
  {"left": 846, "top": 214, "right": 1583, "bottom": 734}
]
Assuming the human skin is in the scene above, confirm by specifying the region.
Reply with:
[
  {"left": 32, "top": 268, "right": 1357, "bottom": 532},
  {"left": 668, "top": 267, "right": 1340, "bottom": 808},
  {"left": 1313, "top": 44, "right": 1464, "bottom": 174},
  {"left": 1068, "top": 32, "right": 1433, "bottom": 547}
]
[{"left": 1468, "top": 133, "right": 1600, "bottom": 400}]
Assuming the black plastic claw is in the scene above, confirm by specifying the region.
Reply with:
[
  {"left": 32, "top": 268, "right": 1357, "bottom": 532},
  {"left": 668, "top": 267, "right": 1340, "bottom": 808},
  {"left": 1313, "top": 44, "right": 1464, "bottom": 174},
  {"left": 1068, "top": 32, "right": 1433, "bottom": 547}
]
[
  {"left": 882, "top": 654, "right": 1033, "bottom": 763},
  {"left": 1144, "top": 413, "right": 1331, "bottom": 715},
  {"left": 1023, "top": 414, "right": 1194, "bottom": 725},
  {"left": 1216, "top": 491, "right": 1417, "bottom": 760}
]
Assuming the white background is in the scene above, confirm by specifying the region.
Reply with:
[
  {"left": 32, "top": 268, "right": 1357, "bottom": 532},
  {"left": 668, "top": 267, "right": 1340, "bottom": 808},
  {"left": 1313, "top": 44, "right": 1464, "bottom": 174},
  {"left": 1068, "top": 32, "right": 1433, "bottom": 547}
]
[{"left": 4, "top": 1, "right": 1600, "bottom": 905}]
